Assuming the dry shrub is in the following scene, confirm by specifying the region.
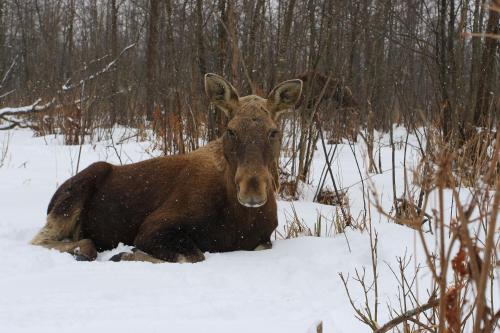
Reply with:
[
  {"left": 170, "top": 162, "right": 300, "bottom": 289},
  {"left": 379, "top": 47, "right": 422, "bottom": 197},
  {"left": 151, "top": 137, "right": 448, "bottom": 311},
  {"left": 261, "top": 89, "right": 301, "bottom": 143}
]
[
  {"left": 444, "top": 283, "right": 463, "bottom": 333},
  {"left": 276, "top": 203, "right": 312, "bottom": 239},
  {"left": 393, "top": 197, "right": 432, "bottom": 230},
  {"left": 316, "top": 188, "right": 348, "bottom": 206},
  {"left": 423, "top": 126, "right": 498, "bottom": 187},
  {"left": 279, "top": 180, "right": 298, "bottom": 200},
  {"left": 453, "top": 129, "right": 498, "bottom": 187},
  {"left": 278, "top": 168, "right": 299, "bottom": 200},
  {"left": 345, "top": 130, "right": 499, "bottom": 333}
]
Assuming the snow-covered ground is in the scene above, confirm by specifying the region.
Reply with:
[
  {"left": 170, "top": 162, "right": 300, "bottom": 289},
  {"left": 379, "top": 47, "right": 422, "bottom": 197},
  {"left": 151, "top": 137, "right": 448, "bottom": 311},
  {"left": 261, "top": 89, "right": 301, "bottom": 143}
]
[{"left": 0, "top": 128, "right": 495, "bottom": 332}]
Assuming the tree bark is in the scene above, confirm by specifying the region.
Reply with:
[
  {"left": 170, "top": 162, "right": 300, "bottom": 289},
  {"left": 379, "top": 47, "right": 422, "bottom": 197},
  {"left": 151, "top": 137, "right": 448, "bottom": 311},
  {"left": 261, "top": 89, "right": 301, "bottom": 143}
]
[
  {"left": 195, "top": 0, "right": 206, "bottom": 78},
  {"left": 110, "top": 0, "right": 119, "bottom": 124},
  {"left": 438, "top": 0, "right": 452, "bottom": 138},
  {"left": 277, "top": 0, "right": 297, "bottom": 81},
  {"left": 468, "top": 0, "right": 484, "bottom": 121},
  {"left": 0, "top": 0, "right": 4, "bottom": 75},
  {"left": 227, "top": 0, "right": 239, "bottom": 86},
  {"left": 146, "top": 0, "right": 160, "bottom": 120},
  {"left": 210, "top": 0, "right": 228, "bottom": 140},
  {"left": 246, "top": 0, "right": 265, "bottom": 88},
  {"left": 474, "top": 0, "right": 500, "bottom": 126}
]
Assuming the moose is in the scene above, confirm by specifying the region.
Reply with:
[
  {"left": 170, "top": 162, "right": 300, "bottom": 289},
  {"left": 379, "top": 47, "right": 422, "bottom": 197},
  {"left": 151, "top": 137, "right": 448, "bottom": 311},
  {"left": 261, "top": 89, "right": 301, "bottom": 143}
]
[{"left": 31, "top": 74, "right": 303, "bottom": 263}]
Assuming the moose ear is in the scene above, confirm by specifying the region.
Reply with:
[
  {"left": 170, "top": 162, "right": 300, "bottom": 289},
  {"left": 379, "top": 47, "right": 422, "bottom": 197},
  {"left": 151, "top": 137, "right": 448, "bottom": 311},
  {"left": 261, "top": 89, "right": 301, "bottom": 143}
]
[
  {"left": 267, "top": 79, "right": 303, "bottom": 120},
  {"left": 205, "top": 73, "right": 240, "bottom": 118}
]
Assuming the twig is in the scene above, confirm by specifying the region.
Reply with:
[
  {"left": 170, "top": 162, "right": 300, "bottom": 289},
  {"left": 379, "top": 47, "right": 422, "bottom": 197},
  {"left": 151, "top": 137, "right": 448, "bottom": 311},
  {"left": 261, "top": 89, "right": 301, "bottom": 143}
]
[
  {"left": 0, "top": 54, "right": 18, "bottom": 89},
  {"left": 472, "top": 180, "right": 499, "bottom": 332},
  {"left": 314, "top": 113, "right": 350, "bottom": 225},
  {"left": 374, "top": 297, "right": 440, "bottom": 333},
  {"left": 0, "top": 44, "right": 136, "bottom": 131},
  {"left": 339, "top": 273, "right": 379, "bottom": 330},
  {"left": 62, "top": 43, "right": 136, "bottom": 92},
  {"left": 0, "top": 89, "right": 15, "bottom": 100},
  {"left": 463, "top": 32, "right": 500, "bottom": 40}
]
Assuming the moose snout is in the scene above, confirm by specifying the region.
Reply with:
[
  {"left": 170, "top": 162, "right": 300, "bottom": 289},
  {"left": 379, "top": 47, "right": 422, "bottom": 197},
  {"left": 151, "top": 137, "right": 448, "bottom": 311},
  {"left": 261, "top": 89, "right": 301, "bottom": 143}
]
[{"left": 235, "top": 172, "right": 269, "bottom": 208}]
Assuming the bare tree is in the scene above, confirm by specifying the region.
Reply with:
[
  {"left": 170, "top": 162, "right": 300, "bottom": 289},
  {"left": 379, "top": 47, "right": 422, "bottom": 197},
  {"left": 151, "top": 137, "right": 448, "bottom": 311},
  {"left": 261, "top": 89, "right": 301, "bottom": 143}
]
[
  {"left": 146, "top": 0, "right": 159, "bottom": 120},
  {"left": 474, "top": 0, "right": 500, "bottom": 127}
]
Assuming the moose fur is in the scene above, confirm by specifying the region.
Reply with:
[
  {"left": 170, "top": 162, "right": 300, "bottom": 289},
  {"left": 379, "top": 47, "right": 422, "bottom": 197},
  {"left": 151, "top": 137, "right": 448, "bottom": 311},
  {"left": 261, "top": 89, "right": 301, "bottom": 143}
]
[{"left": 31, "top": 74, "right": 303, "bottom": 263}]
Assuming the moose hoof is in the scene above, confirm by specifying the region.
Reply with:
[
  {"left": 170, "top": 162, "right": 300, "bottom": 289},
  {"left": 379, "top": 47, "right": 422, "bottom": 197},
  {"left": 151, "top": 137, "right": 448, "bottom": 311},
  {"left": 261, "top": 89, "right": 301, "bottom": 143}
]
[
  {"left": 254, "top": 241, "right": 272, "bottom": 251},
  {"left": 74, "top": 254, "right": 92, "bottom": 261},
  {"left": 73, "top": 239, "right": 97, "bottom": 261},
  {"left": 177, "top": 251, "right": 205, "bottom": 263},
  {"left": 110, "top": 251, "right": 165, "bottom": 263},
  {"left": 109, "top": 252, "right": 132, "bottom": 262},
  {"left": 109, "top": 247, "right": 140, "bottom": 262}
]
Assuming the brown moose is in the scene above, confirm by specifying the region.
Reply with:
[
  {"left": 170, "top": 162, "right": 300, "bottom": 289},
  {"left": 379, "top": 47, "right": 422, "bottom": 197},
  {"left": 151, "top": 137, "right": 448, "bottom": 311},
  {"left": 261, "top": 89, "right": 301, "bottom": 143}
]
[{"left": 31, "top": 74, "right": 303, "bottom": 263}]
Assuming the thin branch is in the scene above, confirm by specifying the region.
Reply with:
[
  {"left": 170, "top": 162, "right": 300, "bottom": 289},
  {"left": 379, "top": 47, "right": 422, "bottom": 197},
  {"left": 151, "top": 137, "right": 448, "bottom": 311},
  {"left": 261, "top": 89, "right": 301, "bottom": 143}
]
[
  {"left": 0, "top": 54, "right": 19, "bottom": 89},
  {"left": 463, "top": 32, "right": 500, "bottom": 40},
  {"left": 0, "top": 89, "right": 16, "bottom": 100},
  {"left": 374, "top": 297, "right": 440, "bottom": 333},
  {"left": 62, "top": 43, "right": 136, "bottom": 92}
]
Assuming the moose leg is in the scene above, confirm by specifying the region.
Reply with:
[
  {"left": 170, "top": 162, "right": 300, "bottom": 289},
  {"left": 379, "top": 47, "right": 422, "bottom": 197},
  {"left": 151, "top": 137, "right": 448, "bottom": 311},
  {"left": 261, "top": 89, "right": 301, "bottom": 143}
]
[
  {"left": 133, "top": 227, "right": 205, "bottom": 263},
  {"left": 32, "top": 161, "right": 111, "bottom": 261},
  {"left": 31, "top": 212, "right": 97, "bottom": 261},
  {"left": 110, "top": 229, "right": 204, "bottom": 264},
  {"left": 121, "top": 210, "right": 204, "bottom": 263}
]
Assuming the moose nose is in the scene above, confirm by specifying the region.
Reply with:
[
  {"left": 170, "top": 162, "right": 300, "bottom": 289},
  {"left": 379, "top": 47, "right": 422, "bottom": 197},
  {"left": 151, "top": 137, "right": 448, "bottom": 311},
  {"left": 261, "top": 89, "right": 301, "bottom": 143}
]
[
  {"left": 238, "top": 195, "right": 267, "bottom": 208},
  {"left": 248, "top": 176, "right": 259, "bottom": 190},
  {"left": 235, "top": 175, "right": 268, "bottom": 208}
]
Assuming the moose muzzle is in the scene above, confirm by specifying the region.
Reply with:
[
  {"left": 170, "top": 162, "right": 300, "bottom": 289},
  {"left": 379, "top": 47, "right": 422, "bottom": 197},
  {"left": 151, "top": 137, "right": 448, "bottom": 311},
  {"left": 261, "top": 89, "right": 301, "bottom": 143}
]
[{"left": 235, "top": 167, "right": 269, "bottom": 208}]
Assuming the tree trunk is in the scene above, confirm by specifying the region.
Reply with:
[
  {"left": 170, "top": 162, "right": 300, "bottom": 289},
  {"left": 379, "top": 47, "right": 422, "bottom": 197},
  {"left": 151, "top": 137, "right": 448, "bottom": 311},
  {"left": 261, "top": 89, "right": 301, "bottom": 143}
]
[
  {"left": 146, "top": 0, "right": 160, "bottom": 120},
  {"left": 195, "top": 0, "right": 206, "bottom": 78},
  {"left": 474, "top": 0, "right": 500, "bottom": 126},
  {"left": 468, "top": 0, "right": 485, "bottom": 123},
  {"left": 110, "top": 0, "right": 119, "bottom": 124},
  {"left": 217, "top": 0, "right": 227, "bottom": 75},
  {"left": 90, "top": 0, "right": 99, "bottom": 59},
  {"left": 227, "top": 0, "right": 239, "bottom": 86},
  {"left": 0, "top": 0, "right": 4, "bottom": 75},
  {"left": 277, "top": 0, "right": 297, "bottom": 81},
  {"left": 209, "top": 0, "right": 228, "bottom": 140},
  {"left": 297, "top": 0, "right": 318, "bottom": 182},
  {"left": 246, "top": 0, "right": 265, "bottom": 89},
  {"left": 67, "top": 0, "right": 75, "bottom": 79},
  {"left": 438, "top": 0, "right": 452, "bottom": 138}
]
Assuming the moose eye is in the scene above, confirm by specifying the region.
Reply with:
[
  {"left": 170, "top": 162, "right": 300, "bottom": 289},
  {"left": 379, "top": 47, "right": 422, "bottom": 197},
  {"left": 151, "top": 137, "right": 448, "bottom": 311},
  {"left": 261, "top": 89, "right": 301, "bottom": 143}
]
[
  {"left": 226, "top": 129, "right": 237, "bottom": 139},
  {"left": 269, "top": 129, "right": 280, "bottom": 140}
]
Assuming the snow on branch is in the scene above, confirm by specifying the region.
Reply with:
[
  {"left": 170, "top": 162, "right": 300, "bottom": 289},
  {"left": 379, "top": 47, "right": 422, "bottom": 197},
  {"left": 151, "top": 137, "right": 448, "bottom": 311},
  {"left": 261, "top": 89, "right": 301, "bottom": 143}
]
[
  {"left": 0, "top": 43, "right": 137, "bottom": 131},
  {"left": 0, "top": 98, "right": 55, "bottom": 131},
  {"left": 0, "top": 98, "right": 54, "bottom": 116},
  {"left": 0, "top": 43, "right": 136, "bottom": 131},
  {"left": 62, "top": 43, "right": 136, "bottom": 92}
]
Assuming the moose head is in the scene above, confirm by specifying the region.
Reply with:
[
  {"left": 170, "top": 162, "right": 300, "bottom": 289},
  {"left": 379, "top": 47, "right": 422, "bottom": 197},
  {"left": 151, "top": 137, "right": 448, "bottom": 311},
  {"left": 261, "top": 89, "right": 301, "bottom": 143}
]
[{"left": 205, "top": 73, "right": 303, "bottom": 207}]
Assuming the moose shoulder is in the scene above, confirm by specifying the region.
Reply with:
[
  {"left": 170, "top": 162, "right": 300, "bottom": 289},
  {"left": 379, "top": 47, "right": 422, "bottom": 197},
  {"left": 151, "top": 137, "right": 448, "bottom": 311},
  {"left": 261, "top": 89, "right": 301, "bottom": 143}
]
[{"left": 31, "top": 74, "right": 303, "bottom": 263}]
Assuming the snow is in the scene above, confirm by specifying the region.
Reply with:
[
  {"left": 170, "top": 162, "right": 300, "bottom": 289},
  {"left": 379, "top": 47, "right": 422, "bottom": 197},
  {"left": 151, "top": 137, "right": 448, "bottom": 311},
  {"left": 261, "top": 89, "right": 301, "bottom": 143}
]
[
  {"left": 0, "top": 98, "right": 54, "bottom": 116},
  {"left": 0, "top": 128, "right": 496, "bottom": 332}
]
